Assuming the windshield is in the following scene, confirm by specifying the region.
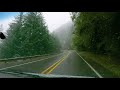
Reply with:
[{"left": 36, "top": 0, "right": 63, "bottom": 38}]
[{"left": 0, "top": 12, "right": 119, "bottom": 78}]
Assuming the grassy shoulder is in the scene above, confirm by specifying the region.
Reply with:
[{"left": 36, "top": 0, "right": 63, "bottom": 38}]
[{"left": 78, "top": 51, "right": 120, "bottom": 78}]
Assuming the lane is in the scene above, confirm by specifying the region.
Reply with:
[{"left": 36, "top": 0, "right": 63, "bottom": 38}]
[
  {"left": 0, "top": 50, "right": 102, "bottom": 78},
  {"left": 75, "top": 51, "right": 102, "bottom": 78},
  {"left": 0, "top": 53, "right": 63, "bottom": 69},
  {"left": 0, "top": 51, "right": 68, "bottom": 73},
  {"left": 41, "top": 51, "right": 70, "bottom": 74},
  {"left": 49, "top": 50, "right": 100, "bottom": 77}
]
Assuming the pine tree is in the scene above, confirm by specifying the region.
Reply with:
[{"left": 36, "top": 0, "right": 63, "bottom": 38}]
[{"left": 0, "top": 12, "right": 60, "bottom": 59}]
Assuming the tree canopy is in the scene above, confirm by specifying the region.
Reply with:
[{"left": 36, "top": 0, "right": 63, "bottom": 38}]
[
  {"left": 71, "top": 12, "right": 120, "bottom": 56},
  {"left": 0, "top": 12, "right": 60, "bottom": 59}
]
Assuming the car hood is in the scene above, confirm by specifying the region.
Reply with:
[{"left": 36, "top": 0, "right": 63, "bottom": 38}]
[{"left": 0, "top": 71, "right": 95, "bottom": 78}]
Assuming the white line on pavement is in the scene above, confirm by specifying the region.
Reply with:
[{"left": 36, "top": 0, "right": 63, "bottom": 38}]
[
  {"left": 75, "top": 51, "right": 103, "bottom": 78},
  {"left": 0, "top": 53, "right": 63, "bottom": 71}
]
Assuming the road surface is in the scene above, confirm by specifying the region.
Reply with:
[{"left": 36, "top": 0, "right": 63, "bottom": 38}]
[{"left": 0, "top": 50, "right": 102, "bottom": 78}]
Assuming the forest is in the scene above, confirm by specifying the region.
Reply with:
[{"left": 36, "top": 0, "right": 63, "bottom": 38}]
[
  {"left": 0, "top": 12, "right": 120, "bottom": 59},
  {"left": 0, "top": 12, "right": 120, "bottom": 78},
  {"left": 71, "top": 12, "right": 120, "bottom": 57},
  {"left": 0, "top": 12, "right": 60, "bottom": 59}
]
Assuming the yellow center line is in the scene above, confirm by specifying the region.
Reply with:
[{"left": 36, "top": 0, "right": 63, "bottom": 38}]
[
  {"left": 41, "top": 52, "right": 70, "bottom": 74},
  {"left": 46, "top": 52, "right": 70, "bottom": 74},
  {"left": 41, "top": 52, "right": 67, "bottom": 74},
  {"left": 41, "top": 58, "right": 62, "bottom": 74}
]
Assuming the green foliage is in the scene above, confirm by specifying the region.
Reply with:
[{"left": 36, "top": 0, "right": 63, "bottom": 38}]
[
  {"left": 0, "top": 12, "right": 60, "bottom": 59},
  {"left": 71, "top": 12, "right": 120, "bottom": 56}
]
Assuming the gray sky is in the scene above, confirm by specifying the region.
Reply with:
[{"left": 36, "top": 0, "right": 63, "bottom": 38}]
[
  {"left": 42, "top": 12, "right": 72, "bottom": 32},
  {"left": 0, "top": 12, "right": 72, "bottom": 33}
]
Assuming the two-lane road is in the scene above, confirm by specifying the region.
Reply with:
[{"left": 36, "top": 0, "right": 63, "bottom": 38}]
[{"left": 0, "top": 50, "right": 102, "bottom": 78}]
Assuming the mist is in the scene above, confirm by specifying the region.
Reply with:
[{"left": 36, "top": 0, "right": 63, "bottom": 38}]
[{"left": 52, "top": 21, "right": 74, "bottom": 50}]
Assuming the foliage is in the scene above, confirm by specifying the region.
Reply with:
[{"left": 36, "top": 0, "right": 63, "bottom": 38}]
[
  {"left": 71, "top": 12, "right": 120, "bottom": 56},
  {"left": 0, "top": 12, "right": 60, "bottom": 59}
]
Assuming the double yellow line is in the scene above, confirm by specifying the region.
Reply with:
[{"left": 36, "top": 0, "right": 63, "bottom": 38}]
[{"left": 41, "top": 52, "right": 70, "bottom": 74}]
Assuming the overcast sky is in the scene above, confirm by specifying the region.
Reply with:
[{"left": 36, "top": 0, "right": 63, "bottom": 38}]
[
  {"left": 42, "top": 12, "right": 72, "bottom": 32},
  {"left": 0, "top": 12, "right": 72, "bottom": 33}
]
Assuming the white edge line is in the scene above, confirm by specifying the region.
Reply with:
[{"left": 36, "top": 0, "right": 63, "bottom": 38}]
[
  {"left": 0, "top": 53, "right": 63, "bottom": 71},
  {"left": 75, "top": 51, "right": 103, "bottom": 78}
]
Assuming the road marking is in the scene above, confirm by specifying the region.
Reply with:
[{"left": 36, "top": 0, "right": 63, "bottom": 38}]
[
  {"left": 47, "top": 52, "right": 70, "bottom": 74},
  {"left": 41, "top": 58, "right": 62, "bottom": 74},
  {"left": 0, "top": 53, "right": 63, "bottom": 71},
  {"left": 41, "top": 52, "right": 70, "bottom": 74},
  {"left": 75, "top": 51, "right": 103, "bottom": 78}
]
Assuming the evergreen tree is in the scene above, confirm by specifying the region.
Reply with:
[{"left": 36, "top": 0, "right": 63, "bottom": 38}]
[{"left": 0, "top": 12, "right": 60, "bottom": 59}]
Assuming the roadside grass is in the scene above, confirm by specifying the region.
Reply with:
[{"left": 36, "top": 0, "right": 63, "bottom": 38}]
[{"left": 79, "top": 51, "right": 120, "bottom": 78}]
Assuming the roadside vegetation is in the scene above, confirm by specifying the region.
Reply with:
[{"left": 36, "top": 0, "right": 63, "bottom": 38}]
[
  {"left": 79, "top": 51, "right": 120, "bottom": 77},
  {"left": 70, "top": 12, "right": 120, "bottom": 77},
  {"left": 0, "top": 12, "right": 60, "bottom": 59},
  {"left": 71, "top": 12, "right": 120, "bottom": 56},
  {"left": 0, "top": 12, "right": 120, "bottom": 77}
]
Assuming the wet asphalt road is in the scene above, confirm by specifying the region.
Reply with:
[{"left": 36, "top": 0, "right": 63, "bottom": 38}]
[{"left": 0, "top": 50, "right": 100, "bottom": 78}]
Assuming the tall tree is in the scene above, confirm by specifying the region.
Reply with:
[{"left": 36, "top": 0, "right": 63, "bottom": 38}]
[
  {"left": 71, "top": 12, "right": 120, "bottom": 56},
  {"left": 0, "top": 12, "right": 60, "bottom": 59}
]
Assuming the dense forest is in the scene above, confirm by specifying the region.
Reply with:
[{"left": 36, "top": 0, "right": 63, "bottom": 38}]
[
  {"left": 71, "top": 12, "right": 120, "bottom": 56},
  {"left": 0, "top": 12, "right": 60, "bottom": 59},
  {"left": 1, "top": 12, "right": 120, "bottom": 59}
]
